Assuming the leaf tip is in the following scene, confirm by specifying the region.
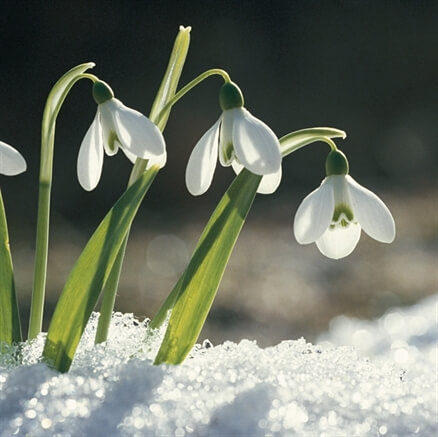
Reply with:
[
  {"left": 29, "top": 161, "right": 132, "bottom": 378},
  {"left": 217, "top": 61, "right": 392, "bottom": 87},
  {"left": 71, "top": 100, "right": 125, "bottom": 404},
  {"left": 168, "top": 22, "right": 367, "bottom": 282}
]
[{"left": 179, "top": 25, "right": 192, "bottom": 33}]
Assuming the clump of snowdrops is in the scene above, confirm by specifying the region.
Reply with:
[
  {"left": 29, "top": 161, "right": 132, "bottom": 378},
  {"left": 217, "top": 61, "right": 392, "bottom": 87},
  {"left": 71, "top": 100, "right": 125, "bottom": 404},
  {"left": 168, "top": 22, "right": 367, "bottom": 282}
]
[{"left": 0, "top": 26, "right": 395, "bottom": 372}]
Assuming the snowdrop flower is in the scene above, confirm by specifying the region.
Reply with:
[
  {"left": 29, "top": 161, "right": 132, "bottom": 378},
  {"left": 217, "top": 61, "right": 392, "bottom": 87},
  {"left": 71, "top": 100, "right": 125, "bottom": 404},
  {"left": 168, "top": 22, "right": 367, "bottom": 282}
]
[
  {"left": 185, "top": 81, "right": 282, "bottom": 195},
  {"left": 294, "top": 149, "right": 395, "bottom": 259},
  {"left": 0, "top": 141, "right": 27, "bottom": 176},
  {"left": 78, "top": 80, "right": 166, "bottom": 191}
]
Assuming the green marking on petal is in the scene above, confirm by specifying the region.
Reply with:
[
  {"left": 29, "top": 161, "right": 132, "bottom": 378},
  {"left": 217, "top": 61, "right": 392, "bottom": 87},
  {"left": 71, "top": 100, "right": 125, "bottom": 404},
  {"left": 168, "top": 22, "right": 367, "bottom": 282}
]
[
  {"left": 107, "top": 131, "right": 118, "bottom": 153},
  {"left": 332, "top": 203, "right": 354, "bottom": 223},
  {"left": 222, "top": 142, "right": 234, "bottom": 164}
]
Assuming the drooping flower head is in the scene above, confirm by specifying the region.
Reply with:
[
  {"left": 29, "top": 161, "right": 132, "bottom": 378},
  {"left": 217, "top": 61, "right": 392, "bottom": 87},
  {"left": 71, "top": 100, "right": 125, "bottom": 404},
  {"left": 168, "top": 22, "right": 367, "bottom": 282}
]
[
  {"left": 293, "top": 149, "right": 395, "bottom": 259},
  {"left": 0, "top": 141, "right": 27, "bottom": 176},
  {"left": 185, "top": 81, "right": 282, "bottom": 196},
  {"left": 77, "top": 80, "right": 166, "bottom": 191}
]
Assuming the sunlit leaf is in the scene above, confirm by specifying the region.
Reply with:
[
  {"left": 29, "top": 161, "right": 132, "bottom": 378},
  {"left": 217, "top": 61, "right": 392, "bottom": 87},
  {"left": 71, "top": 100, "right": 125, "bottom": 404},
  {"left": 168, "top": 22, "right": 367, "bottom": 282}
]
[
  {"left": 43, "top": 167, "right": 159, "bottom": 372},
  {"left": 154, "top": 169, "right": 261, "bottom": 364},
  {"left": 149, "top": 26, "right": 191, "bottom": 129},
  {"left": 0, "top": 190, "right": 21, "bottom": 347}
]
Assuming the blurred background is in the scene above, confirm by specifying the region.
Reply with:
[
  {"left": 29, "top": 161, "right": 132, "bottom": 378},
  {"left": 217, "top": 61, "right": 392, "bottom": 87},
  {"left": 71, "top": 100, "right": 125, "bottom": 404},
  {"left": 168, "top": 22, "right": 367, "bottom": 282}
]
[{"left": 0, "top": 0, "right": 436, "bottom": 345}]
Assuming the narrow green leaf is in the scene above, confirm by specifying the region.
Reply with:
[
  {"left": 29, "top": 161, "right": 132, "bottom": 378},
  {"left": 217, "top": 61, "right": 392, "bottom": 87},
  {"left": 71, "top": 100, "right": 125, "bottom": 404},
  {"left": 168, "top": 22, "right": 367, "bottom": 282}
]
[
  {"left": 149, "top": 26, "right": 191, "bottom": 129},
  {"left": 154, "top": 169, "right": 261, "bottom": 364},
  {"left": 0, "top": 190, "right": 21, "bottom": 346},
  {"left": 43, "top": 167, "right": 159, "bottom": 372},
  {"left": 280, "top": 127, "right": 347, "bottom": 157}
]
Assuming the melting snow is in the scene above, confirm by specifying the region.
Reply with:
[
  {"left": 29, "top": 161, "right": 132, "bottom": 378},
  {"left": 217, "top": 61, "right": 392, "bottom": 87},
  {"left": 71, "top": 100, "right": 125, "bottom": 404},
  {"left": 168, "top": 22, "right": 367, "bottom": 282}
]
[{"left": 0, "top": 295, "right": 437, "bottom": 436}]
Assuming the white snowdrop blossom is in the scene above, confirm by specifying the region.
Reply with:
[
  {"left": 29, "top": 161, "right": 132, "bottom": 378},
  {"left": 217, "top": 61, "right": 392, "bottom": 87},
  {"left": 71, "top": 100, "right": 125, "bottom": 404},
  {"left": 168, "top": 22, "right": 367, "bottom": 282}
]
[
  {"left": 294, "top": 150, "right": 395, "bottom": 259},
  {"left": 185, "top": 81, "right": 282, "bottom": 196},
  {"left": 0, "top": 141, "right": 27, "bottom": 176},
  {"left": 77, "top": 80, "right": 166, "bottom": 191}
]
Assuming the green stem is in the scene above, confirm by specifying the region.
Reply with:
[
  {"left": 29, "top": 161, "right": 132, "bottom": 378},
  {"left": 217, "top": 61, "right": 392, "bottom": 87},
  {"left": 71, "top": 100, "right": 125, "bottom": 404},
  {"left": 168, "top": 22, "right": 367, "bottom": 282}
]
[
  {"left": 154, "top": 69, "right": 231, "bottom": 127},
  {"left": 28, "top": 182, "right": 51, "bottom": 339},
  {"left": 81, "top": 73, "right": 99, "bottom": 83},
  {"left": 94, "top": 235, "right": 129, "bottom": 343},
  {"left": 279, "top": 128, "right": 344, "bottom": 157},
  {"left": 28, "top": 66, "right": 95, "bottom": 339}
]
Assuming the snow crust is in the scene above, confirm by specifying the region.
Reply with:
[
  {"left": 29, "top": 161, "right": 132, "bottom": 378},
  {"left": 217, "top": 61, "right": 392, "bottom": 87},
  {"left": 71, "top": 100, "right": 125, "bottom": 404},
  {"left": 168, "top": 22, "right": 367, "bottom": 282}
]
[{"left": 1, "top": 295, "right": 437, "bottom": 437}]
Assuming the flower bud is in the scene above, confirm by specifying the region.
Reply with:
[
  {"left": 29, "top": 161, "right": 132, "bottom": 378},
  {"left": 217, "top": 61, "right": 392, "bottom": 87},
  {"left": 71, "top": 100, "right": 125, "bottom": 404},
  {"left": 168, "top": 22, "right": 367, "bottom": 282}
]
[
  {"left": 219, "top": 81, "right": 244, "bottom": 111},
  {"left": 325, "top": 149, "right": 349, "bottom": 176},
  {"left": 92, "top": 80, "right": 114, "bottom": 105}
]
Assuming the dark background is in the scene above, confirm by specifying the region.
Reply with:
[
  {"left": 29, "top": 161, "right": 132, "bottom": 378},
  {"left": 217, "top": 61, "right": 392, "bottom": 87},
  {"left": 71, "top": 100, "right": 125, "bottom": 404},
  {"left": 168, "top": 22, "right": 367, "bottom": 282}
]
[{"left": 1, "top": 1, "right": 436, "bottom": 343}]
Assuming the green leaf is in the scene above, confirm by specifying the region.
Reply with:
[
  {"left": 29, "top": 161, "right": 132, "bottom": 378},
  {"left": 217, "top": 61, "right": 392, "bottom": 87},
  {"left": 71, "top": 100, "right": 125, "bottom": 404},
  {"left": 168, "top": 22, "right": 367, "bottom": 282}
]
[
  {"left": 149, "top": 26, "right": 191, "bottom": 129},
  {"left": 280, "top": 127, "right": 347, "bottom": 157},
  {"left": 154, "top": 169, "right": 261, "bottom": 365},
  {"left": 0, "top": 190, "right": 21, "bottom": 347},
  {"left": 43, "top": 167, "right": 159, "bottom": 372}
]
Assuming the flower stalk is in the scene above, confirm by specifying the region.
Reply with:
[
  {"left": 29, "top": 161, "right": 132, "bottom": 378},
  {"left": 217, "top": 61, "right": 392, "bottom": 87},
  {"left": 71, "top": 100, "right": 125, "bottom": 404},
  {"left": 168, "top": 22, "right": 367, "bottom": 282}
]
[{"left": 28, "top": 63, "right": 95, "bottom": 339}]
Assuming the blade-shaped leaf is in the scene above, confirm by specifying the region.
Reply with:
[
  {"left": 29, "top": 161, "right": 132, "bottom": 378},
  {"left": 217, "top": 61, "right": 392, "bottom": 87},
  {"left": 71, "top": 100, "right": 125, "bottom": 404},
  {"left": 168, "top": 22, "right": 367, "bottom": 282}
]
[
  {"left": 280, "top": 127, "right": 346, "bottom": 157},
  {"left": 0, "top": 190, "right": 21, "bottom": 346},
  {"left": 43, "top": 167, "right": 159, "bottom": 372},
  {"left": 154, "top": 169, "right": 261, "bottom": 364},
  {"left": 149, "top": 26, "right": 191, "bottom": 129}
]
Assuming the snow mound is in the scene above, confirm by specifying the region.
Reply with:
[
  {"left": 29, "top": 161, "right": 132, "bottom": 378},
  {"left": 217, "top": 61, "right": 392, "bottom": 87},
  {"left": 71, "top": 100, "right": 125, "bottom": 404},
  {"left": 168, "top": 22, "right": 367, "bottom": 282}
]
[{"left": 0, "top": 296, "right": 437, "bottom": 437}]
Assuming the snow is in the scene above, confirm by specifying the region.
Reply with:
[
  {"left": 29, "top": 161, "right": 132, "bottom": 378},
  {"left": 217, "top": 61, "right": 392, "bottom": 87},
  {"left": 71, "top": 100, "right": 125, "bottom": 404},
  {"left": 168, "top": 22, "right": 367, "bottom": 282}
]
[{"left": 0, "top": 296, "right": 437, "bottom": 437}]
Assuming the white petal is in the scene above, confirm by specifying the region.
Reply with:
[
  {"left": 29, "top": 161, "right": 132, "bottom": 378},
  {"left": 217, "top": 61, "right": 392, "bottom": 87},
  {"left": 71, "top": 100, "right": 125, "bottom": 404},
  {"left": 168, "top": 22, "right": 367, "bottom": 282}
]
[
  {"left": 293, "top": 178, "right": 334, "bottom": 244},
  {"left": 77, "top": 113, "right": 104, "bottom": 191},
  {"left": 316, "top": 222, "right": 361, "bottom": 259},
  {"left": 185, "top": 119, "right": 221, "bottom": 196},
  {"left": 232, "top": 108, "right": 281, "bottom": 175},
  {"left": 121, "top": 141, "right": 166, "bottom": 169},
  {"left": 0, "top": 141, "right": 26, "bottom": 176},
  {"left": 232, "top": 161, "right": 282, "bottom": 195},
  {"left": 346, "top": 175, "right": 396, "bottom": 243},
  {"left": 111, "top": 99, "right": 167, "bottom": 167}
]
